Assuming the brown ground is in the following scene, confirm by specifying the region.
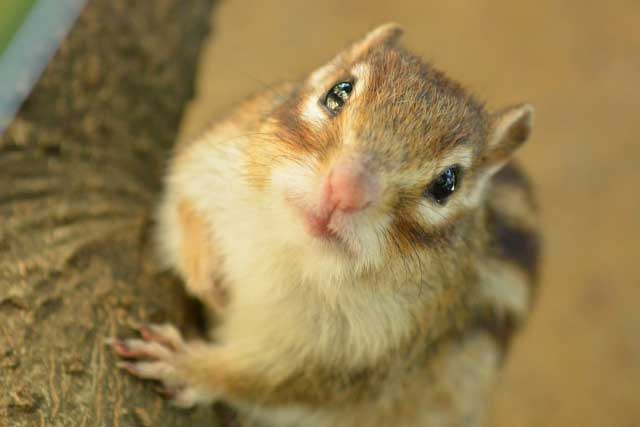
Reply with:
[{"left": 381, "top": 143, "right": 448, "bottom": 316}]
[{"left": 180, "top": 2, "right": 640, "bottom": 426}]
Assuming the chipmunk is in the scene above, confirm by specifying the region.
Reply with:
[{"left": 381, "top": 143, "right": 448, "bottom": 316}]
[{"left": 110, "top": 23, "right": 540, "bottom": 427}]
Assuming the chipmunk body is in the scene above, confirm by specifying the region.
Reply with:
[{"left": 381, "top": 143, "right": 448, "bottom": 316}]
[{"left": 112, "top": 24, "right": 540, "bottom": 427}]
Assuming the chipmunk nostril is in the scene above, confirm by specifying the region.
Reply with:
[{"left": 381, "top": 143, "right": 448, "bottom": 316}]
[{"left": 328, "top": 158, "right": 377, "bottom": 213}]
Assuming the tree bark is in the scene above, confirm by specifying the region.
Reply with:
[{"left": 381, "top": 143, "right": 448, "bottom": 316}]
[{"left": 0, "top": 1, "right": 224, "bottom": 426}]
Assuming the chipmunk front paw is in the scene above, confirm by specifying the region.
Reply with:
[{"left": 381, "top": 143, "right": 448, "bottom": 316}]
[{"left": 108, "top": 323, "right": 218, "bottom": 408}]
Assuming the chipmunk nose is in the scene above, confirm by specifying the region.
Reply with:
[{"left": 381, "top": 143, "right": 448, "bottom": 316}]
[
  {"left": 327, "top": 158, "right": 378, "bottom": 213},
  {"left": 294, "top": 157, "right": 379, "bottom": 240}
]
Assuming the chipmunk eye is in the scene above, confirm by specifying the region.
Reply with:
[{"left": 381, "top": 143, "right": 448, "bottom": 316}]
[
  {"left": 324, "top": 81, "right": 353, "bottom": 113},
  {"left": 426, "top": 167, "right": 459, "bottom": 204}
]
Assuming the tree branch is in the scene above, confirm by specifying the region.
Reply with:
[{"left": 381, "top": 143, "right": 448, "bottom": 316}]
[{"left": 0, "top": 1, "right": 222, "bottom": 425}]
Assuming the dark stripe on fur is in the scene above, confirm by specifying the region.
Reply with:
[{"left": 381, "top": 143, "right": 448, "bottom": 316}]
[
  {"left": 487, "top": 208, "right": 541, "bottom": 283},
  {"left": 473, "top": 307, "right": 520, "bottom": 358},
  {"left": 492, "top": 163, "right": 535, "bottom": 203}
]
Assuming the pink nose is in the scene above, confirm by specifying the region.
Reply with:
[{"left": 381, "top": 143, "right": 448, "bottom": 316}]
[{"left": 327, "top": 159, "right": 377, "bottom": 213}]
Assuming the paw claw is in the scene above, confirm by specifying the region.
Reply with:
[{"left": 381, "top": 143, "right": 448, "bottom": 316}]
[
  {"left": 133, "top": 323, "right": 183, "bottom": 350},
  {"left": 110, "top": 339, "right": 131, "bottom": 356},
  {"left": 155, "top": 385, "right": 178, "bottom": 398},
  {"left": 116, "top": 361, "right": 137, "bottom": 375},
  {"left": 135, "top": 324, "right": 154, "bottom": 340},
  {"left": 110, "top": 323, "right": 215, "bottom": 407}
]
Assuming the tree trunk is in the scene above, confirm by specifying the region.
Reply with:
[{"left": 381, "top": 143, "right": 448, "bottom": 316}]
[{"left": 0, "top": 1, "right": 225, "bottom": 426}]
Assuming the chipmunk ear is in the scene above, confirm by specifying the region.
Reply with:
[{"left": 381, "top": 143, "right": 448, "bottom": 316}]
[
  {"left": 482, "top": 104, "right": 534, "bottom": 173},
  {"left": 347, "top": 23, "right": 404, "bottom": 60},
  {"left": 308, "top": 23, "right": 403, "bottom": 86}
]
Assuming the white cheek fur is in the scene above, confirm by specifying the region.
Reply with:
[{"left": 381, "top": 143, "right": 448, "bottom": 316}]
[
  {"left": 350, "top": 63, "right": 370, "bottom": 96},
  {"left": 417, "top": 200, "right": 455, "bottom": 227},
  {"left": 300, "top": 96, "right": 326, "bottom": 130},
  {"left": 270, "top": 159, "right": 319, "bottom": 207}
]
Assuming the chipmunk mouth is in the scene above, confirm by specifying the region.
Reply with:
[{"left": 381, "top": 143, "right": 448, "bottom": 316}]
[
  {"left": 281, "top": 154, "right": 379, "bottom": 251},
  {"left": 284, "top": 195, "right": 354, "bottom": 253},
  {"left": 303, "top": 209, "right": 341, "bottom": 241},
  {"left": 285, "top": 197, "right": 342, "bottom": 242}
]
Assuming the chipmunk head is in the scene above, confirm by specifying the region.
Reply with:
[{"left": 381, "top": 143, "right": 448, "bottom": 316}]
[{"left": 253, "top": 23, "right": 533, "bottom": 279}]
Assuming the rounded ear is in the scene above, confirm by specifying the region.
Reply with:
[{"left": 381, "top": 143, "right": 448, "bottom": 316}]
[
  {"left": 308, "top": 23, "right": 404, "bottom": 86},
  {"left": 483, "top": 104, "right": 534, "bottom": 172},
  {"left": 348, "top": 23, "right": 404, "bottom": 59}
]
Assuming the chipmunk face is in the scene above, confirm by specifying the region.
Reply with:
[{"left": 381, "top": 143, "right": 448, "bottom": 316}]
[{"left": 251, "top": 24, "right": 533, "bottom": 278}]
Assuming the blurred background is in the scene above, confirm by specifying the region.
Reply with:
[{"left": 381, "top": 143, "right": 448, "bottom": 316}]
[
  {"left": 2, "top": 1, "right": 638, "bottom": 426},
  {"left": 0, "top": 1, "right": 36, "bottom": 53},
  {"left": 181, "top": 1, "right": 640, "bottom": 426}
]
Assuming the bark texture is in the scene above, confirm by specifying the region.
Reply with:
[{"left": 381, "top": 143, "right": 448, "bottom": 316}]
[{"left": 0, "top": 1, "right": 223, "bottom": 426}]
